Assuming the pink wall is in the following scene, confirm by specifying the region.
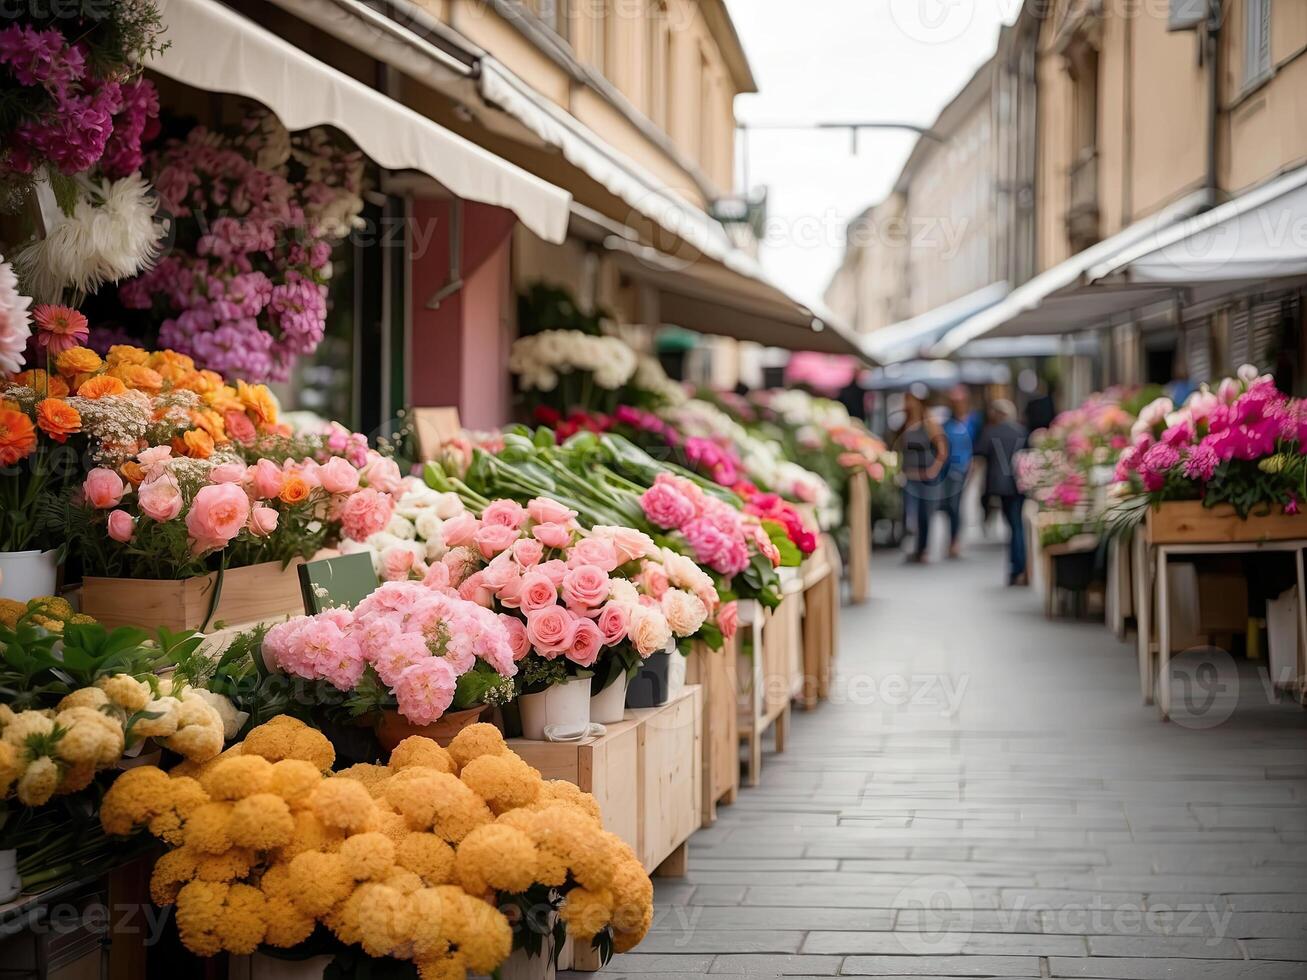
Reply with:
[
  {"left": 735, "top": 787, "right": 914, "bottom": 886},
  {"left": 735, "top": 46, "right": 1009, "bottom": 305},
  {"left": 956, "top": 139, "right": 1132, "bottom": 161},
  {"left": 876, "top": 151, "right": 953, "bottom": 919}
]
[{"left": 409, "top": 200, "right": 517, "bottom": 430}]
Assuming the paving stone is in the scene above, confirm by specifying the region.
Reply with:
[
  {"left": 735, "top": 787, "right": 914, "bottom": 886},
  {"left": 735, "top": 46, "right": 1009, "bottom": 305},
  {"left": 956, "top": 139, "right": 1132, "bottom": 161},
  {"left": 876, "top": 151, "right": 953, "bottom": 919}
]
[
  {"left": 708, "top": 954, "right": 845, "bottom": 975},
  {"left": 1047, "top": 957, "right": 1307, "bottom": 978},
  {"left": 604, "top": 953, "right": 714, "bottom": 973},
  {"left": 631, "top": 930, "right": 805, "bottom": 954},
  {"left": 1085, "top": 935, "right": 1242, "bottom": 958},
  {"left": 652, "top": 906, "right": 893, "bottom": 932},
  {"left": 803, "top": 931, "right": 1085, "bottom": 957},
  {"left": 840, "top": 954, "right": 1041, "bottom": 976}
]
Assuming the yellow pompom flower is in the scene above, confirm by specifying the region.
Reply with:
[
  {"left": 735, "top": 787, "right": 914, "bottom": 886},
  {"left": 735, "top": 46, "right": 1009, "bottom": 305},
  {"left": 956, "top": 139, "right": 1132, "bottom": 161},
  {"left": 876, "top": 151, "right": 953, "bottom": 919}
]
[
  {"left": 52, "top": 711, "right": 115, "bottom": 765},
  {"left": 416, "top": 950, "right": 467, "bottom": 980},
  {"left": 150, "top": 846, "right": 200, "bottom": 905},
  {"left": 395, "top": 833, "right": 455, "bottom": 886},
  {"left": 339, "top": 832, "right": 396, "bottom": 881},
  {"left": 17, "top": 756, "right": 60, "bottom": 805},
  {"left": 266, "top": 759, "right": 321, "bottom": 804},
  {"left": 96, "top": 674, "right": 151, "bottom": 712},
  {"left": 183, "top": 802, "right": 234, "bottom": 855},
  {"left": 560, "top": 886, "right": 615, "bottom": 942},
  {"left": 166, "top": 724, "right": 224, "bottom": 762},
  {"left": 217, "top": 882, "right": 268, "bottom": 954},
  {"left": 228, "top": 793, "right": 295, "bottom": 850},
  {"left": 57, "top": 760, "right": 97, "bottom": 794},
  {"left": 287, "top": 851, "right": 354, "bottom": 917},
  {"left": 276, "top": 810, "right": 345, "bottom": 860},
  {"left": 242, "top": 716, "right": 335, "bottom": 770},
  {"left": 449, "top": 892, "right": 512, "bottom": 973},
  {"left": 56, "top": 687, "right": 109, "bottom": 712},
  {"left": 174, "top": 880, "right": 228, "bottom": 956},
  {"left": 406, "top": 887, "right": 449, "bottom": 958},
  {"left": 3, "top": 710, "right": 54, "bottom": 747},
  {"left": 389, "top": 736, "right": 456, "bottom": 774},
  {"left": 446, "top": 723, "right": 506, "bottom": 771},
  {"left": 454, "top": 824, "right": 539, "bottom": 896},
  {"left": 350, "top": 882, "right": 411, "bottom": 958},
  {"left": 147, "top": 776, "right": 211, "bottom": 846},
  {"left": 101, "top": 766, "right": 174, "bottom": 835},
  {"left": 335, "top": 762, "right": 392, "bottom": 795},
  {"left": 199, "top": 754, "right": 272, "bottom": 801},
  {"left": 367, "top": 808, "right": 411, "bottom": 844},
  {"left": 607, "top": 850, "right": 654, "bottom": 937},
  {"left": 535, "top": 779, "right": 603, "bottom": 823},
  {"left": 459, "top": 753, "right": 541, "bottom": 814},
  {"left": 168, "top": 745, "right": 241, "bottom": 781},
  {"left": 262, "top": 896, "right": 316, "bottom": 948},
  {"left": 310, "top": 777, "right": 377, "bottom": 832},
  {"left": 383, "top": 869, "right": 423, "bottom": 895},
  {"left": 194, "top": 847, "right": 257, "bottom": 883},
  {"left": 0, "top": 741, "right": 19, "bottom": 796}
]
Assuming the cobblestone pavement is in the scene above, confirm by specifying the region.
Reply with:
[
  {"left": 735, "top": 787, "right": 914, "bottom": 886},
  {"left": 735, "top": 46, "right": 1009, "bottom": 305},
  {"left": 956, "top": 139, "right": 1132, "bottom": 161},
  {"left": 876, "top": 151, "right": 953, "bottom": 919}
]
[{"left": 580, "top": 538, "right": 1307, "bottom": 980}]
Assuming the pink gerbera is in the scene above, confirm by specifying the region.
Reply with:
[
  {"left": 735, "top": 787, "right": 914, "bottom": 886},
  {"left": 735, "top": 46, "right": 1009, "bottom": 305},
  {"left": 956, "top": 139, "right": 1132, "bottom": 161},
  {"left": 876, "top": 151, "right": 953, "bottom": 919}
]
[{"left": 32, "top": 304, "right": 89, "bottom": 355}]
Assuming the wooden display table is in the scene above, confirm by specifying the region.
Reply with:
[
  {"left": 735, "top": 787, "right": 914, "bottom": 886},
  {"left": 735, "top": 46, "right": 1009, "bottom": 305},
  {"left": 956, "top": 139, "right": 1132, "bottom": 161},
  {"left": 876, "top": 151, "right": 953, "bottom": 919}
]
[
  {"left": 1133, "top": 502, "right": 1307, "bottom": 718},
  {"left": 847, "top": 470, "right": 871, "bottom": 604},
  {"left": 799, "top": 535, "right": 839, "bottom": 709},
  {"left": 737, "top": 578, "right": 804, "bottom": 786},
  {"left": 685, "top": 639, "right": 739, "bottom": 826}
]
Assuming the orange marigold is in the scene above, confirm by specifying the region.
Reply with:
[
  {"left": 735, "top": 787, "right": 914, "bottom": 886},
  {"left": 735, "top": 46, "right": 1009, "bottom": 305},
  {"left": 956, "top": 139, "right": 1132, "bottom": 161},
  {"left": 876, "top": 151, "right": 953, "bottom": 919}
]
[
  {"left": 175, "top": 429, "right": 215, "bottom": 459},
  {"left": 55, "top": 347, "right": 102, "bottom": 376},
  {"left": 237, "top": 381, "right": 278, "bottom": 427},
  {"left": 12, "top": 370, "right": 70, "bottom": 398},
  {"left": 190, "top": 409, "right": 228, "bottom": 443},
  {"left": 279, "top": 474, "right": 311, "bottom": 505},
  {"left": 109, "top": 364, "right": 164, "bottom": 393},
  {"left": 75, "top": 375, "right": 128, "bottom": 399},
  {"left": 35, "top": 399, "right": 80, "bottom": 443},
  {"left": 0, "top": 408, "right": 37, "bottom": 465}
]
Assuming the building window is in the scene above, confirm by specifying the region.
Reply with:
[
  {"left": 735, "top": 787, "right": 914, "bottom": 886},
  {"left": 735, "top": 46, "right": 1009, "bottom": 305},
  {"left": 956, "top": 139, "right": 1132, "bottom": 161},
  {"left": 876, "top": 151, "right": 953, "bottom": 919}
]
[
  {"left": 647, "top": 0, "right": 670, "bottom": 129},
  {"left": 1243, "top": 0, "right": 1272, "bottom": 87}
]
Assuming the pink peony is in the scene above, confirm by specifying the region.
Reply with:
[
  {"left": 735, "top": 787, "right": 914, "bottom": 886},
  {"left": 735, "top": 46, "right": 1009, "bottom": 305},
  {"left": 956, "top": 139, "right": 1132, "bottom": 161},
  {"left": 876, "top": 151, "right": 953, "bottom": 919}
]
[
  {"left": 472, "top": 523, "right": 518, "bottom": 558},
  {"left": 381, "top": 545, "right": 419, "bottom": 581},
  {"left": 532, "top": 522, "right": 573, "bottom": 550},
  {"left": 481, "top": 499, "right": 528, "bottom": 530},
  {"left": 372, "top": 632, "right": 431, "bottom": 687},
  {"left": 500, "top": 614, "right": 531, "bottom": 661},
  {"left": 422, "top": 561, "right": 451, "bottom": 591},
  {"left": 525, "top": 605, "right": 576, "bottom": 656},
  {"left": 248, "top": 458, "right": 285, "bottom": 499},
  {"left": 567, "top": 618, "right": 605, "bottom": 668},
  {"left": 318, "top": 456, "right": 361, "bottom": 494},
  {"left": 562, "top": 564, "right": 610, "bottom": 609},
  {"left": 527, "top": 497, "right": 577, "bottom": 525},
  {"left": 106, "top": 509, "right": 135, "bottom": 543},
  {"left": 457, "top": 570, "right": 494, "bottom": 608},
  {"left": 248, "top": 504, "right": 278, "bottom": 537},
  {"left": 639, "top": 561, "right": 670, "bottom": 599},
  {"left": 519, "top": 571, "right": 559, "bottom": 612},
  {"left": 339, "top": 488, "right": 394, "bottom": 542},
  {"left": 393, "top": 657, "right": 459, "bottom": 726},
  {"left": 597, "top": 602, "right": 629, "bottom": 645},
  {"left": 209, "top": 462, "right": 246, "bottom": 484},
  {"left": 641, "top": 482, "right": 696, "bottom": 529},
  {"left": 186, "top": 483, "right": 252, "bottom": 553},
  {"left": 137, "top": 474, "right": 184, "bottom": 522},
  {"left": 83, "top": 468, "right": 126, "bottom": 509}
]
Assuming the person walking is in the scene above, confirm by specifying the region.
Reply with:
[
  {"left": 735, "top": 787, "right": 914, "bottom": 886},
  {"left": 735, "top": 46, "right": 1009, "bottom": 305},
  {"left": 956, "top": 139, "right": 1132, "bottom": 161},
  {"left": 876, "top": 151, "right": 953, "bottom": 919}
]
[
  {"left": 941, "top": 385, "right": 976, "bottom": 559},
  {"left": 976, "top": 399, "right": 1029, "bottom": 585},
  {"left": 899, "top": 385, "right": 949, "bottom": 564}
]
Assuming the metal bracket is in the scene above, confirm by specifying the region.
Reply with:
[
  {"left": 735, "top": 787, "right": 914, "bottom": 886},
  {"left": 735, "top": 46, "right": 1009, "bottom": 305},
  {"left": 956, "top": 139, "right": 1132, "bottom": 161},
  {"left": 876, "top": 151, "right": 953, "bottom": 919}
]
[{"left": 425, "top": 198, "right": 463, "bottom": 309}]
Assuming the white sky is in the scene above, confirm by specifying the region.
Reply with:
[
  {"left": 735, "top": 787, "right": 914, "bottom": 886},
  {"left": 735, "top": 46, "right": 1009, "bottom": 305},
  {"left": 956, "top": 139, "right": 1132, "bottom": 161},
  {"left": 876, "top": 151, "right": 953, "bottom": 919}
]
[{"left": 725, "top": 0, "right": 1020, "bottom": 306}]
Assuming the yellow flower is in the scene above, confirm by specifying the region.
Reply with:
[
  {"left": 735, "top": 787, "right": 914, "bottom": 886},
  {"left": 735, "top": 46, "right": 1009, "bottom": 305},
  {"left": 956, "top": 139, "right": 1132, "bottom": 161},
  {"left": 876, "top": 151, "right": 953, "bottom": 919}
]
[
  {"left": 183, "top": 802, "right": 234, "bottom": 855},
  {"left": 221, "top": 882, "right": 271, "bottom": 954},
  {"left": 165, "top": 724, "right": 224, "bottom": 762},
  {"left": 237, "top": 380, "right": 278, "bottom": 427},
  {"left": 416, "top": 951, "right": 467, "bottom": 980},
  {"left": 3, "top": 710, "right": 55, "bottom": 747},
  {"left": 194, "top": 847, "right": 257, "bottom": 883},
  {"left": 55, "top": 346, "right": 103, "bottom": 376},
  {"left": 242, "top": 716, "right": 335, "bottom": 770},
  {"left": 174, "top": 880, "right": 228, "bottom": 956},
  {"left": 57, "top": 687, "right": 109, "bottom": 712},
  {"left": 107, "top": 345, "right": 150, "bottom": 367},
  {"left": 57, "top": 759, "right": 97, "bottom": 794},
  {"left": 607, "top": 846, "right": 654, "bottom": 937},
  {"left": 382, "top": 869, "right": 423, "bottom": 895},
  {"left": 446, "top": 723, "right": 507, "bottom": 771},
  {"left": 96, "top": 674, "right": 151, "bottom": 712},
  {"left": 101, "top": 766, "right": 174, "bottom": 835},
  {"left": 131, "top": 696, "right": 182, "bottom": 739},
  {"left": 287, "top": 851, "right": 354, "bottom": 917},
  {"left": 147, "top": 775, "right": 210, "bottom": 846},
  {"left": 395, "top": 833, "right": 455, "bottom": 886},
  {"left": 228, "top": 793, "right": 295, "bottom": 850},
  {"left": 389, "top": 736, "right": 456, "bottom": 774},
  {"left": 262, "top": 896, "right": 316, "bottom": 948},
  {"left": 447, "top": 890, "right": 511, "bottom": 973},
  {"left": 150, "top": 846, "right": 200, "bottom": 905},
  {"left": 0, "top": 598, "right": 24, "bottom": 628},
  {"left": 53, "top": 712, "right": 114, "bottom": 765},
  {"left": 266, "top": 758, "right": 321, "bottom": 805},
  {"left": 335, "top": 762, "right": 392, "bottom": 794},
  {"left": 384, "top": 771, "right": 492, "bottom": 843},
  {"left": 534, "top": 779, "right": 603, "bottom": 823},
  {"left": 0, "top": 742, "right": 18, "bottom": 796},
  {"left": 459, "top": 753, "right": 541, "bottom": 814},
  {"left": 310, "top": 777, "right": 377, "bottom": 832},
  {"left": 560, "top": 886, "right": 614, "bottom": 942},
  {"left": 454, "top": 823, "right": 538, "bottom": 895},
  {"left": 276, "top": 810, "right": 345, "bottom": 861},
  {"left": 17, "top": 756, "right": 60, "bottom": 805},
  {"left": 200, "top": 754, "right": 272, "bottom": 801},
  {"left": 339, "top": 832, "right": 396, "bottom": 881},
  {"left": 350, "top": 882, "right": 412, "bottom": 958}
]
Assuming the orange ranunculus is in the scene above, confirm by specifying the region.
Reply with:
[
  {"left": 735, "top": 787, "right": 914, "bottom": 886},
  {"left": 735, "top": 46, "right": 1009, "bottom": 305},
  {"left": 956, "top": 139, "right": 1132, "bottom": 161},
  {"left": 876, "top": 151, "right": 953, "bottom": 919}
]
[
  {"left": 55, "top": 346, "right": 102, "bottom": 376},
  {"left": 35, "top": 398, "right": 80, "bottom": 443},
  {"left": 106, "top": 345, "right": 150, "bottom": 367},
  {"left": 237, "top": 380, "right": 278, "bottom": 427},
  {"left": 190, "top": 409, "right": 228, "bottom": 444},
  {"left": 174, "top": 429, "right": 215, "bottom": 459},
  {"left": 279, "top": 473, "right": 311, "bottom": 505},
  {"left": 149, "top": 349, "right": 195, "bottom": 374},
  {"left": 12, "top": 370, "right": 69, "bottom": 399},
  {"left": 75, "top": 375, "right": 128, "bottom": 399},
  {"left": 120, "top": 461, "right": 146, "bottom": 486},
  {"left": 109, "top": 364, "right": 164, "bottom": 393},
  {"left": 0, "top": 407, "right": 37, "bottom": 466}
]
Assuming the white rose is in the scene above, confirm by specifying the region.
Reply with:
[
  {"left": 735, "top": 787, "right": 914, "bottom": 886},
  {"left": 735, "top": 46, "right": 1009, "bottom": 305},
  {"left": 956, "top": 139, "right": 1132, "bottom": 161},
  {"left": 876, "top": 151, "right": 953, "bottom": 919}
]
[
  {"left": 387, "top": 515, "right": 416, "bottom": 540},
  {"left": 629, "top": 605, "right": 673, "bottom": 656}
]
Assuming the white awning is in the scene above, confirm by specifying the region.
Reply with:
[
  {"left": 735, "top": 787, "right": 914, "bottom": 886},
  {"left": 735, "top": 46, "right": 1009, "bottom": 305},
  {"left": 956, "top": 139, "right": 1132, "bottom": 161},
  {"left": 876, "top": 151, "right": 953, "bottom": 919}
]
[
  {"left": 1087, "top": 164, "right": 1307, "bottom": 285},
  {"left": 932, "top": 190, "right": 1213, "bottom": 355},
  {"left": 862, "top": 281, "right": 1009, "bottom": 363},
  {"left": 150, "top": 0, "right": 572, "bottom": 243}
]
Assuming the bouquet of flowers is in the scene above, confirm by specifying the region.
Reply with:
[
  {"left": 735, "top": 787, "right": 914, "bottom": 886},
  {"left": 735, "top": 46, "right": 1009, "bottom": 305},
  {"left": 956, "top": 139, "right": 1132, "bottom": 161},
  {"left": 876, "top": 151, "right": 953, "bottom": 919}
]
[
  {"left": 117, "top": 111, "right": 366, "bottom": 380},
  {"left": 508, "top": 330, "right": 638, "bottom": 412},
  {"left": 99, "top": 720, "right": 653, "bottom": 975},
  {"left": 1017, "top": 388, "right": 1138, "bottom": 514},
  {"left": 1113, "top": 368, "right": 1306, "bottom": 516}
]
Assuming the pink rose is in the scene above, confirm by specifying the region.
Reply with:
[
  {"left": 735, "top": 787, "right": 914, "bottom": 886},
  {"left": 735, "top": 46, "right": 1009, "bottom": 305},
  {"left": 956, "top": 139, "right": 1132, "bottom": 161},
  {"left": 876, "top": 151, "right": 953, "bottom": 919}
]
[
  {"left": 525, "top": 606, "right": 576, "bottom": 656},
  {"left": 519, "top": 571, "right": 559, "bottom": 612},
  {"left": 499, "top": 614, "right": 531, "bottom": 661},
  {"left": 568, "top": 537, "right": 620, "bottom": 572},
  {"left": 339, "top": 488, "right": 394, "bottom": 542},
  {"left": 441, "top": 514, "right": 480, "bottom": 548},
  {"left": 422, "top": 561, "right": 452, "bottom": 591},
  {"left": 717, "top": 600, "right": 739, "bottom": 641},
  {"left": 597, "top": 602, "right": 629, "bottom": 645},
  {"left": 537, "top": 559, "right": 568, "bottom": 587},
  {"left": 457, "top": 570, "right": 494, "bottom": 608},
  {"left": 319, "top": 456, "right": 361, "bottom": 494},
  {"left": 107, "top": 509, "right": 135, "bottom": 543},
  {"left": 293, "top": 459, "right": 321, "bottom": 489},
  {"left": 381, "top": 545, "right": 419, "bottom": 581},
  {"left": 640, "top": 483, "right": 695, "bottom": 529},
  {"left": 527, "top": 497, "right": 577, "bottom": 525},
  {"left": 473, "top": 523, "right": 518, "bottom": 558},
  {"left": 481, "top": 499, "right": 528, "bottom": 529},
  {"left": 511, "top": 538, "right": 544, "bottom": 568},
  {"left": 593, "top": 525, "right": 657, "bottom": 563},
  {"left": 209, "top": 462, "right": 246, "bottom": 485},
  {"left": 640, "top": 561, "right": 670, "bottom": 599},
  {"left": 248, "top": 504, "right": 279, "bottom": 537},
  {"left": 186, "top": 483, "right": 252, "bottom": 553},
  {"left": 532, "top": 522, "right": 573, "bottom": 550},
  {"left": 137, "top": 446, "right": 172, "bottom": 479},
  {"left": 562, "top": 564, "right": 610, "bottom": 609},
  {"left": 360, "top": 451, "right": 403, "bottom": 493},
  {"left": 567, "top": 618, "right": 605, "bottom": 668},
  {"left": 222, "top": 409, "right": 257, "bottom": 445},
  {"left": 480, "top": 555, "right": 519, "bottom": 591},
  {"left": 137, "top": 474, "right": 184, "bottom": 522},
  {"left": 83, "top": 468, "right": 125, "bottom": 509},
  {"left": 249, "top": 458, "right": 285, "bottom": 499}
]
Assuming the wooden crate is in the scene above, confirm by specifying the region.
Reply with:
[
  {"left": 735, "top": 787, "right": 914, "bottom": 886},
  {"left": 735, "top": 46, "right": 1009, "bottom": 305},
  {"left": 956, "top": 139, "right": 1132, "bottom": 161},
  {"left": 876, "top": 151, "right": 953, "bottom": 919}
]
[
  {"left": 1146, "top": 501, "right": 1307, "bottom": 545},
  {"left": 685, "top": 638, "right": 739, "bottom": 825},
  {"left": 738, "top": 589, "right": 802, "bottom": 786},
  {"left": 81, "top": 559, "right": 307, "bottom": 632},
  {"left": 799, "top": 537, "right": 838, "bottom": 709},
  {"left": 847, "top": 469, "right": 871, "bottom": 604},
  {"left": 513, "top": 687, "right": 702, "bottom": 973}
]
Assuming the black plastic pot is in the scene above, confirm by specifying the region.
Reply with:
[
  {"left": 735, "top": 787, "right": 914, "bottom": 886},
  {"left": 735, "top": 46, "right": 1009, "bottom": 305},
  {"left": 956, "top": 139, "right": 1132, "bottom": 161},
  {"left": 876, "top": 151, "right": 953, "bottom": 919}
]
[{"left": 625, "top": 650, "right": 672, "bottom": 708}]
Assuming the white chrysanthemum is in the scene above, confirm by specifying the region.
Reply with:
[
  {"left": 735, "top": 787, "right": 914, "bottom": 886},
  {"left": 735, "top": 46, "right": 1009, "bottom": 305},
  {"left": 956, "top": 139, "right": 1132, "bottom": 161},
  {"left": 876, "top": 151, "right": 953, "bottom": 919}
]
[
  {"left": 0, "top": 255, "right": 33, "bottom": 374},
  {"left": 16, "top": 175, "right": 165, "bottom": 301}
]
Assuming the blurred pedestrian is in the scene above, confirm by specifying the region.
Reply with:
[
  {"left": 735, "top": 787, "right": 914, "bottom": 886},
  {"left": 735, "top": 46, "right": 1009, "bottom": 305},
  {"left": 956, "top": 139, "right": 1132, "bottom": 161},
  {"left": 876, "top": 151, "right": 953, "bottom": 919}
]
[
  {"left": 941, "top": 385, "right": 976, "bottom": 559},
  {"left": 976, "top": 399, "right": 1029, "bottom": 585},
  {"left": 900, "top": 385, "right": 948, "bottom": 564}
]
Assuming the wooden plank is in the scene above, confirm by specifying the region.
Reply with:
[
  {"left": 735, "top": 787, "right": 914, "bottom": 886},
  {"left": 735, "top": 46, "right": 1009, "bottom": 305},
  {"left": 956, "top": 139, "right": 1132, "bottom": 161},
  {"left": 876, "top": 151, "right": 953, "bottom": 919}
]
[
  {"left": 685, "top": 638, "right": 740, "bottom": 825},
  {"left": 847, "top": 470, "right": 871, "bottom": 604},
  {"left": 632, "top": 687, "right": 702, "bottom": 873},
  {"left": 1146, "top": 501, "right": 1307, "bottom": 545}
]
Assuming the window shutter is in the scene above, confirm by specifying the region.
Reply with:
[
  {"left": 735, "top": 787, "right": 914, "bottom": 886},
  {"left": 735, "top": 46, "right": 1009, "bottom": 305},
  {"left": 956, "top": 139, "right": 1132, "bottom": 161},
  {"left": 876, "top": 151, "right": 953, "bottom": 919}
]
[
  {"left": 1229, "top": 306, "right": 1251, "bottom": 368},
  {"left": 1250, "top": 299, "right": 1282, "bottom": 369},
  {"left": 1245, "top": 0, "right": 1272, "bottom": 83},
  {"left": 1185, "top": 320, "right": 1212, "bottom": 383}
]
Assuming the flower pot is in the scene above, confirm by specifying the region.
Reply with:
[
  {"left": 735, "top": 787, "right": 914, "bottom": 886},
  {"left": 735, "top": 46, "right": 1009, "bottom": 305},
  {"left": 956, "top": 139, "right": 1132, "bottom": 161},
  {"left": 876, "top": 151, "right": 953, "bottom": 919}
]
[
  {"left": 589, "top": 671, "right": 630, "bottom": 724},
  {"left": 375, "top": 705, "right": 488, "bottom": 752},
  {"left": 0, "top": 849, "right": 19, "bottom": 903},
  {"left": 81, "top": 558, "right": 308, "bottom": 632},
  {"left": 519, "top": 677, "right": 592, "bottom": 741},
  {"left": 0, "top": 549, "right": 58, "bottom": 603},
  {"left": 626, "top": 649, "right": 672, "bottom": 709},
  {"left": 666, "top": 646, "right": 687, "bottom": 701}
]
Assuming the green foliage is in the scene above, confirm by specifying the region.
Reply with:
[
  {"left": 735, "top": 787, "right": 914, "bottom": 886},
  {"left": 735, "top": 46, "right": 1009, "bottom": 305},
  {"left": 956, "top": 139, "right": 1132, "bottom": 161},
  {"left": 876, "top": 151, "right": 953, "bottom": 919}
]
[{"left": 517, "top": 283, "right": 610, "bottom": 338}]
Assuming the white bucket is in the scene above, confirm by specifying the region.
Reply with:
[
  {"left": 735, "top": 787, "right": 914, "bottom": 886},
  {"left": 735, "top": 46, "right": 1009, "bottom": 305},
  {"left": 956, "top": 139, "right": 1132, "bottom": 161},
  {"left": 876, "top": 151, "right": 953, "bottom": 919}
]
[
  {"left": 0, "top": 849, "right": 20, "bottom": 903},
  {"left": 0, "top": 549, "right": 59, "bottom": 603},
  {"left": 666, "top": 644, "right": 687, "bottom": 701},
  {"left": 589, "top": 672, "right": 630, "bottom": 724},
  {"left": 519, "top": 676, "right": 592, "bottom": 740}
]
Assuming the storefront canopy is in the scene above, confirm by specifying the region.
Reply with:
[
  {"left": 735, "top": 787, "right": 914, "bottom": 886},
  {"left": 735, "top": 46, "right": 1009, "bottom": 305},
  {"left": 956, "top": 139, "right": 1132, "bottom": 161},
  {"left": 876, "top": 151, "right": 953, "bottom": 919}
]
[
  {"left": 1087, "top": 164, "right": 1307, "bottom": 285},
  {"left": 150, "top": 0, "right": 572, "bottom": 244},
  {"left": 862, "top": 281, "right": 1009, "bottom": 364},
  {"left": 932, "top": 190, "right": 1213, "bottom": 356}
]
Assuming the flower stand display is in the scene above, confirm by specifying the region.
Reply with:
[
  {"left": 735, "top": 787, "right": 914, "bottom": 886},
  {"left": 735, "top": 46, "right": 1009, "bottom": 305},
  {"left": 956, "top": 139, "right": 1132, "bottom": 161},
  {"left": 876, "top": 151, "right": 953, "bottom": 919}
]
[
  {"left": 846, "top": 470, "right": 871, "bottom": 604},
  {"left": 685, "top": 638, "right": 739, "bottom": 826},
  {"left": 737, "top": 585, "right": 803, "bottom": 786},
  {"left": 799, "top": 534, "right": 840, "bottom": 709}
]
